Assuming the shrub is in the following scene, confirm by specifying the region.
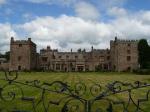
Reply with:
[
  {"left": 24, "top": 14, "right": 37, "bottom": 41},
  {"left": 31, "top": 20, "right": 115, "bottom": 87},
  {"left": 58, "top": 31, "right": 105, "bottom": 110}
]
[{"left": 133, "top": 69, "right": 150, "bottom": 75}]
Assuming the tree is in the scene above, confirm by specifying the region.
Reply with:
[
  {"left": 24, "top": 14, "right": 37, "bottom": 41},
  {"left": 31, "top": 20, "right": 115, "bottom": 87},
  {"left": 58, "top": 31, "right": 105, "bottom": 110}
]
[
  {"left": 138, "top": 39, "right": 150, "bottom": 69},
  {"left": 77, "top": 48, "right": 81, "bottom": 53},
  {"left": 0, "top": 51, "right": 10, "bottom": 61},
  {"left": 5, "top": 51, "right": 10, "bottom": 61}
]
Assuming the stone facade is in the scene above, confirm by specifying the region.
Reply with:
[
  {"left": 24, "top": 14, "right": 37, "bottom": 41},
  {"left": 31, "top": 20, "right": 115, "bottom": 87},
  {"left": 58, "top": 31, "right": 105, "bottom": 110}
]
[
  {"left": 110, "top": 37, "right": 139, "bottom": 72},
  {"left": 9, "top": 37, "right": 37, "bottom": 71},
  {"left": 39, "top": 46, "right": 111, "bottom": 72},
  {"left": 9, "top": 37, "right": 139, "bottom": 72}
]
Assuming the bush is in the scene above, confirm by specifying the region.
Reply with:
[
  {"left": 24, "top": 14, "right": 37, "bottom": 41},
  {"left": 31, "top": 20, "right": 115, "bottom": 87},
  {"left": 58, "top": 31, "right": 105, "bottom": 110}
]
[{"left": 133, "top": 69, "right": 150, "bottom": 75}]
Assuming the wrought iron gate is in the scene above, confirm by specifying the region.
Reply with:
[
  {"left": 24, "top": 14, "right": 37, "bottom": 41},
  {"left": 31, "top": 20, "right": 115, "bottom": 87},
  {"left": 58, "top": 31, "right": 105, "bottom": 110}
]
[{"left": 0, "top": 72, "right": 150, "bottom": 112}]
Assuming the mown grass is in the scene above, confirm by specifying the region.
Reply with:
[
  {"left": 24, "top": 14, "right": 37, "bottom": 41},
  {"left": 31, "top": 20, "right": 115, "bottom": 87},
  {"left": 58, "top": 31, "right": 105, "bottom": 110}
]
[{"left": 0, "top": 72, "right": 150, "bottom": 112}]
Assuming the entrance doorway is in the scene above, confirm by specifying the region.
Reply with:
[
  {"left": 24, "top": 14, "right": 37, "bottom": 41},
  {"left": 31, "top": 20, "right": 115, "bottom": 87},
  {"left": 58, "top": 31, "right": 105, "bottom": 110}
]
[
  {"left": 77, "top": 65, "right": 84, "bottom": 72},
  {"left": 18, "top": 66, "right": 21, "bottom": 70}
]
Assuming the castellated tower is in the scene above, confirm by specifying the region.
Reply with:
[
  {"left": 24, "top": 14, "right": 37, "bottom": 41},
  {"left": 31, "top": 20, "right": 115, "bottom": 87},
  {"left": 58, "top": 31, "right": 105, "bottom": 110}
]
[
  {"left": 9, "top": 37, "right": 37, "bottom": 71},
  {"left": 110, "top": 37, "right": 139, "bottom": 72}
]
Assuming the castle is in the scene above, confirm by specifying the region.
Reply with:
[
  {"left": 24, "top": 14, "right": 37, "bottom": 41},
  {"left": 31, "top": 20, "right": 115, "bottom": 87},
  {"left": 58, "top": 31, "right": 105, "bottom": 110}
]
[{"left": 8, "top": 37, "right": 139, "bottom": 72}]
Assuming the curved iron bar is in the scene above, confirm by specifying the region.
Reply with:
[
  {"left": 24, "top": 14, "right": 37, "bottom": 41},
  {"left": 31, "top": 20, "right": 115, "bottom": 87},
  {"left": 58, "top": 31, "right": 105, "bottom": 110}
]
[{"left": 0, "top": 71, "right": 150, "bottom": 112}]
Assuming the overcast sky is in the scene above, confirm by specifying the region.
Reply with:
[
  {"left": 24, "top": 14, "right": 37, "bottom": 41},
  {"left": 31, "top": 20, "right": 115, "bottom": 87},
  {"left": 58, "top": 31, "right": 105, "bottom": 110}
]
[{"left": 0, "top": 0, "right": 150, "bottom": 53}]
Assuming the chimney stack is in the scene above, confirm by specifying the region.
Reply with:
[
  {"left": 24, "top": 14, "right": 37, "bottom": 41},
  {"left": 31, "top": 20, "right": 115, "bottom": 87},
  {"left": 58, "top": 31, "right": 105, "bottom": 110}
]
[
  {"left": 91, "top": 46, "right": 93, "bottom": 51},
  {"left": 47, "top": 46, "right": 51, "bottom": 50},
  {"left": 11, "top": 37, "right": 14, "bottom": 43},
  {"left": 28, "top": 38, "right": 31, "bottom": 42},
  {"left": 115, "top": 36, "right": 118, "bottom": 42}
]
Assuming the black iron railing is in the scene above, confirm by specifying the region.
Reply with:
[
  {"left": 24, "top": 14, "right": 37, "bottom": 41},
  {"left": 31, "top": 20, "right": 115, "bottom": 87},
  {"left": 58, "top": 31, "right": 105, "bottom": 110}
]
[{"left": 0, "top": 72, "right": 150, "bottom": 112}]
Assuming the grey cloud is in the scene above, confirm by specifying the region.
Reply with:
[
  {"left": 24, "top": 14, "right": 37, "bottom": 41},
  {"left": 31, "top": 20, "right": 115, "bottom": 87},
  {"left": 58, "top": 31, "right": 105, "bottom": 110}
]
[
  {"left": 0, "top": 23, "right": 18, "bottom": 53},
  {"left": 1, "top": 8, "right": 150, "bottom": 53},
  {"left": 0, "top": 0, "right": 6, "bottom": 5},
  {"left": 17, "top": 12, "right": 150, "bottom": 51},
  {"left": 75, "top": 1, "right": 100, "bottom": 21}
]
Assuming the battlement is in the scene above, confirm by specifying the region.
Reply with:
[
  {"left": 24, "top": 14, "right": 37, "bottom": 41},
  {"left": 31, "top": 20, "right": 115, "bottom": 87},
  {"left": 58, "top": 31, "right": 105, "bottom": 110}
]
[
  {"left": 11, "top": 37, "right": 36, "bottom": 47},
  {"left": 93, "top": 49, "right": 110, "bottom": 51},
  {"left": 116, "top": 39, "right": 138, "bottom": 42},
  {"left": 111, "top": 37, "right": 139, "bottom": 43}
]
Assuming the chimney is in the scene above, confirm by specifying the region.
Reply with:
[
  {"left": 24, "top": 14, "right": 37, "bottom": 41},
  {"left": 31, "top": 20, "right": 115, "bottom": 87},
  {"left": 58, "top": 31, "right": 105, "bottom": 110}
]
[
  {"left": 28, "top": 38, "right": 31, "bottom": 42},
  {"left": 11, "top": 37, "right": 14, "bottom": 42},
  {"left": 91, "top": 46, "right": 93, "bottom": 51},
  {"left": 47, "top": 46, "right": 51, "bottom": 50},
  {"left": 115, "top": 36, "right": 118, "bottom": 42}
]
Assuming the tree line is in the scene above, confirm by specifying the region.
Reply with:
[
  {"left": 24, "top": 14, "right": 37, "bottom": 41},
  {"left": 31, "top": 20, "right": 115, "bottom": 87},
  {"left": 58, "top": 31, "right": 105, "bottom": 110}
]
[{"left": 0, "top": 51, "right": 10, "bottom": 61}]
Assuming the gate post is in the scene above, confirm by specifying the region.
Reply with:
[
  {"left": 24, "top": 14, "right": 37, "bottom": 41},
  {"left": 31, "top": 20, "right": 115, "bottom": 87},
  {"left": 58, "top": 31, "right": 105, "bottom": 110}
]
[{"left": 85, "top": 100, "right": 91, "bottom": 112}]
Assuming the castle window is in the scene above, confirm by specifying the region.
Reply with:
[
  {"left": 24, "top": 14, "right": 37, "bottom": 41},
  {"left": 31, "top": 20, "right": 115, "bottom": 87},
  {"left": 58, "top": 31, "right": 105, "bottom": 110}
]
[
  {"left": 56, "top": 64, "right": 60, "bottom": 70},
  {"left": 99, "top": 56, "right": 104, "bottom": 62},
  {"left": 19, "top": 44, "right": 22, "bottom": 47},
  {"left": 127, "top": 44, "right": 131, "bottom": 47},
  {"left": 66, "top": 55, "right": 69, "bottom": 59},
  {"left": 107, "top": 56, "right": 110, "bottom": 60},
  {"left": 42, "top": 57, "right": 48, "bottom": 62},
  {"left": 85, "top": 65, "right": 89, "bottom": 71},
  {"left": 59, "top": 56, "right": 62, "bottom": 59},
  {"left": 53, "top": 55, "right": 55, "bottom": 59},
  {"left": 127, "top": 50, "right": 131, "bottom": 54},
  {"left": 75, "top": 56, "right": 78, "bottom": 59},
  {"left": 18, "top": 56, "right": 22, "bottom": 61},
  {"left": 114, "top": 65, "right": 116, "bottom": 70},
  {"left": 104, "top": 64, "right": 108, "bottom": 70},
  {"left": 107, "top": 51, "right": 110, "bottom": 54},
  {"left": 127, "top": 56, "right": 131, "bottom": 61},
  {"left": 72, "top": 68, "right": 75, "bottom": 71}
]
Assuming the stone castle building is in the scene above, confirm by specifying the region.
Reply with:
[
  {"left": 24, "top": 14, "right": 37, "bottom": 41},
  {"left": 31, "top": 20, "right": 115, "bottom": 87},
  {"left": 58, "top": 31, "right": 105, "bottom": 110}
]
[
  {"left": 9, "top": 37, "right": 139, "bottom": 72},
  {"left": 9, "top": 37, "right": 37, "bottom": 71}
]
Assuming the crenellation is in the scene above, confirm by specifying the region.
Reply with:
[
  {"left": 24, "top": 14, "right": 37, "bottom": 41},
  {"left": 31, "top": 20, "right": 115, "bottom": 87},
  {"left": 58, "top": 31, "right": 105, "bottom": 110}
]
[{"left": 114, "top": 39, "right": 139, "bottom": 43}]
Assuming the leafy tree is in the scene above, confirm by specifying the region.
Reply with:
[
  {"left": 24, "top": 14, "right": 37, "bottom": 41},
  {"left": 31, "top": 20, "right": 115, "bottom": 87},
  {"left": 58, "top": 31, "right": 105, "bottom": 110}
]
[
  {"left": 77, "top": 48, "right": 81, "bottom": 52},
  {"left": 0, "top": 51, "right": 10, "bottom": 61},
  {"left": 138, "top": 39, "right": 150, "bottom": 69},
  {"left": 5, "top": 51, "right": 10, "bottom": 61}
]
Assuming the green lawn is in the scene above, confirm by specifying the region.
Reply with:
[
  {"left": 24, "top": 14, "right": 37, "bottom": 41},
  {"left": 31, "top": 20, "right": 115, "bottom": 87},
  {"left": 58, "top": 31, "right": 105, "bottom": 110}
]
[{"left": 0, "top": 72, "right": 150, "bottom": 112}]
